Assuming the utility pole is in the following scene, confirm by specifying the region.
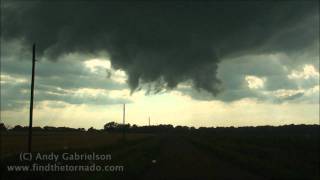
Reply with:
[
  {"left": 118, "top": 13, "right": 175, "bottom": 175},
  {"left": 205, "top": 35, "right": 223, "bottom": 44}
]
[
  {"left": 28, "top": 43, "right": 36, "bottom": 153},
  {"left": 148, "top": 116, "right": 150, "bottom": 126},
  {"left": 122, "top": 104, "right": 126, "bottom": 139}
]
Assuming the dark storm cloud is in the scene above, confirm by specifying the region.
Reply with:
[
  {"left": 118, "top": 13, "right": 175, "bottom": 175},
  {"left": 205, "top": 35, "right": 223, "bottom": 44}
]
[
  {"left": 1, "top": 40, "right": 127, "bottom": 91},
  {"left": 1, "top": 52, "right": 127, "bottom": 91},
  {"left": 1, "top": 79, "right": 131, "bottom": 110},
  {"left": 2, "top": 0, "right": 318, "bottom": 95},
  {"left": 1, "top": 44, "right": 131, "bottom": 109},
  {"left": 177, "top": 52, "right": 319, "bottom": 103}
]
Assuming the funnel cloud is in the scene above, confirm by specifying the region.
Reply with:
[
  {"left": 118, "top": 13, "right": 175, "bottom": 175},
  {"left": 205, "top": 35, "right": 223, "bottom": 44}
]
[{"left": 2, "top": 0, "right": 318, "bottom": 95}]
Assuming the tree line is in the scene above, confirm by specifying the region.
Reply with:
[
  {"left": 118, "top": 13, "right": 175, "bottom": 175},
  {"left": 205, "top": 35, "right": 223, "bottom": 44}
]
[{"left": 0, "top": 122, "right": 318, "bottom": 136}]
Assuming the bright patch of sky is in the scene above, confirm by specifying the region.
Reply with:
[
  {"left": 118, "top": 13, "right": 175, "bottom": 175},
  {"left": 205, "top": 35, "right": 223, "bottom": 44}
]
[{"left": 245, "top": 75, "right": 266, "bottom": 89}]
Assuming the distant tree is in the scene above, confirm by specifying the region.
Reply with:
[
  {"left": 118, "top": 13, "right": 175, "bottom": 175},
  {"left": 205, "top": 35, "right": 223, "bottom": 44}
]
[
  {"left": 0, "top": 123, "right": 7, "bottom": 131},
  {"left": 33, "top": 126, "right": 43, "bottom": 131},
  {"left": 87, "top": 127, "right": 99, "bottom": 133},
  {"left": 173, "top": 125, "right": 188, "bottom": 133},
  {"left": 120, "top": 123, "right": 131, "bottom": 129},
  {"left": 104, "top": 122, "right": 120, "bottom": 132},
  {"left": 12, "top": 125, "right": 27, "bottom": 131},
  {"left": 190, "top": 127, "right": 196, "bottom": 131},
  {"left": 43, "top": 126, "right": 56, "bottom": 131}
]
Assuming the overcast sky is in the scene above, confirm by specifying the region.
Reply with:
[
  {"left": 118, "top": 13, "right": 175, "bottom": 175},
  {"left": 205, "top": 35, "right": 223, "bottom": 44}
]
[{"left": 1, "top": 0, "right": 319, "bottom": 128}]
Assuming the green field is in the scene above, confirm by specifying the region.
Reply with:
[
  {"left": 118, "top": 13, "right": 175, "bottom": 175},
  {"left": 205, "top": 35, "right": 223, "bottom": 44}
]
[
  {"left": 0, "top": 132, "right": 147, "bottom": 157},
  {"left": 1, "top": 128, "right": 319, "bottom": 180}
]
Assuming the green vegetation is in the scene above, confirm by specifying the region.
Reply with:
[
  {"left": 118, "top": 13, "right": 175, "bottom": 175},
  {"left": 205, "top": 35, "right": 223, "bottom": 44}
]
[{"left": 0, "top": 124, "right": 319, "bottom": 179}]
